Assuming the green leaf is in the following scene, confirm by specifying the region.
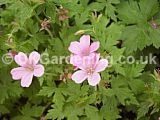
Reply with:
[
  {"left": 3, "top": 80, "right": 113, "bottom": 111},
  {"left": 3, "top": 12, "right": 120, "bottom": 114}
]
[
  {"left": 105, "top": 0, "right": 120, "bottom": 21},
  {"left": 46, "top": 106, "right": 65, "bottom": 120},
  {"left": 128, "top": 79, "right": 145, "bottom": 94},
  {"left": 0, "top": 105, "right": 10, "bottom": 114},
  {"left": 0, "top": 67, "right": 23, "bottom": 104},
  {"left": 13, "top": 104, "right": 43, "bottom": 120},
  {"left": 85, "top": 105, "right": 102, "bottom": 120},
  {"left": 38, "top": 86, "right": 55, "bottom": 97},
  {"left": 137, "top": 102, "right": 150, "bottom": 119},
  {"left": 0, "top": 0, "right": 14, "bottom": 5},
  {"left": 13, "top": 1, "right": 35, "bottom": 26},
  {"left": 105, "top": 23, "right": 124, "bottom": 47},
  {"left": 149, "top": 28, "right": 160, "bottom": 48},
  {"left": 121, "top": 25, "right": 152, "bottom": 54},
  {"left": 45, "top": 1, "right": 56, "bottom": 21},
  {"left": 21, "top": 104, "right": 43, "bottom": 117},
  {"left": 53, "top": 89, "right": 65, "bottom": 109},
  {"left": 115, "top": 88, "right": 139, "bottom": 105},
  {"left": 100, "top": 96, "right": 120, "bottom": 120},
  {"left": 117, "top": 0, "right": 159, "bottom": 24},
  {"left": 124, "top": 63, "right": 146, "bottom": 79}
]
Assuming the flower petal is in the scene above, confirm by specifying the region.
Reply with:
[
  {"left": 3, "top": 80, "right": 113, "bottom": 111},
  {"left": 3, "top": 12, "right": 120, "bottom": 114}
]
[
  {"left": 33, "top": 64, "right": 44, "bottom": 77},
  {"left": 79, "top": 35, "right": 90, "bottom": 49},
  {"left": 14, "top": 52, "right": 28, "bottom": 66},
  {"left": 90, "top": 41, "right": 100, "bottom": 53},
  {"left": 10, "top": 67, "right": 26, "bottom": 80},
  {"left": 68, "top": 42, "right": 81, "bottom": 54},
  {"left": 95, "top": 59, "right": 108, "bottom": 72},
  {"left": 72, "top": 70, "right": 87, "bottom": 84},
  {"left": 29, "top": 51, "right": 40, "bottom": 65},
  {"left": 79, "top": 53, "right": 99, "bottom": 70},
  {"left": 88, "top": 73, "right": 101, "bottom": 86},
  {"left": 21, "top": 72, "right": 33, "bottom": 87},
  {"left": 91, "top": 53, "right": 100, "bottom": 64},
  {"left": 70, "top": 54, "right": 83, "bottom": 68}
]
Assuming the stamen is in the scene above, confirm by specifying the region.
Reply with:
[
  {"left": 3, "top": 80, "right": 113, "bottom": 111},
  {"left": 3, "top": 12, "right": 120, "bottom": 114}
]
[
  {"left": 87, "top": 68, "right": 94, "bottom": 75},
  {"left": 26, "top": 65, "right": 34, "bottom": 71}
]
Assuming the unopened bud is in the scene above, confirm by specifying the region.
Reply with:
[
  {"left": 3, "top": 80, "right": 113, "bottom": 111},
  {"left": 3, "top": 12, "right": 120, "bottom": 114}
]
[
  {"left": 74, "top": 30, "right": 86, "bottom": 35},
  {"left": 151, "top": 20, "right": 158, "bottom": 29}
]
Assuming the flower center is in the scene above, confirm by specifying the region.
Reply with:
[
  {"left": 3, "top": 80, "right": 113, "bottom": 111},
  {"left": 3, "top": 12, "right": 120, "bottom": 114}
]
[
  {"left": 26, "top": 65, "right": 34, "bottom": 72},
  {"left": 87, "top": 68, "right": 94, "bottom": 75},
  {"left": 82, "top": 48, "right": 90, "bottom": 56}
]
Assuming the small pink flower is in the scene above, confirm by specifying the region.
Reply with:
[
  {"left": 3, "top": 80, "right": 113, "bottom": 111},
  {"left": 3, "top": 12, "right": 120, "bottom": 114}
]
[
  {"left": 151, "top": 20, "right": 158, "bottom": 29},
  {"left": 71, "top": 53, "right": 108, "bottom": 86},
  {"left": 69, "top": 35, "right": 100, "bottom": 56},
  {"left": 11, "top": 51, "right": 44, "bottom": 87},
  {"left": 69, "top": 35, "right": 100, "bottom": 66},
  {"left": 40, "top": 18, "right": 51, "bottom": 30}
]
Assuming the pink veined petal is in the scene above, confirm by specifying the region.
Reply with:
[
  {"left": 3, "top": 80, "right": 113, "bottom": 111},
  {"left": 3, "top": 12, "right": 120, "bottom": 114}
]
[
  {"left": 79, "top": 35, "right": 90, "bottom": 50},
  {"left": 95, "top": 59, "right": 108, "bottom": 73},
  {"left": 70, "top": 54, "right": 75, "bottom": 65},
  {"left": 93, "top": 53, "right": 100, "bottom": 67},
  {"left": 14, "top": 52, "right": 28, "bottom": 67},
  {"left": 90, "top": 41, "right": 100, "bottom": 53},
  {"left": 88, "top": 73, "right": 101, "bottom": 86},
  {"left": 74, "top": 55, "right": 93, "bottom": 71},
  {"left": 68, "top": 41, "right": 81, "bottom": 54},
  {"left": 70, "top": 54, "right": 83, "bottom": 67},
  {"left": 80, "top": 53, "right": 99, "bottom": 70},
  {"left": 10, "top": 67, "right": 26, "bottom": 80},
  {"left": 29, "top": 51, "right": 40, "bottom": 65},
  {"left": 70, "top": 55, "right": 88, "bottom": 71},
  {"left": 33, "top": 64, "right": 44, "bottom": 77},
  {"left": 21, "top": 72, "right": 33, "bottom": 87},
  {"left": 72, "top": 70, "right": 88, "bottom": 84}
]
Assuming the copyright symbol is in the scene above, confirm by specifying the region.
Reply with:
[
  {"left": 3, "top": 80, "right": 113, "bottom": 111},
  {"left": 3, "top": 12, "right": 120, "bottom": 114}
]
[{"left": 2, "top": 54, "right": 14, "bottom": 64}]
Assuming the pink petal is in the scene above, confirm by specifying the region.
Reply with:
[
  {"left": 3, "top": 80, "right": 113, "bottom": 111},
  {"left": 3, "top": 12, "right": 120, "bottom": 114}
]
[
  {"left": 75, "top": 55, "right": 92, "bottom": 70},
  {"left": 10, "top": 67, "right": 26, "bottom": 80},
  {"left": 72, "top": 70, "right": 88, "bottom": 84},
  {"left": 21, "top": 72, "right": 33, "bottom": 87},
  {"left": 70, "top": 54, "right": 83, "bottom": 67},
  {"left": 92, "top": 53, "right": 100, "bottom": 65},
  {"left": 88, "top": 73, "right": 101, "bottom": 86},
  {"left": 68, "top": 42, "right": 81, "bottom": 54},
  {"left": 29, "top": 51, "right": 40, "bottom": 65},
  {"left": 33, "top": 64, "right": 44, "bottom": 77},
  {"left": 79, "top": 35, "right": 90, "bottom": 49},
  {"left": 95, "top": 59, "right": 108, "bottom": 73},
  {"left": 78, "top": 53, "right": 99, "bottom": 70},
  {"left": 90, "top": 41, "right": 100, "bottom": 53},
  {"left": 70, "top": 55, "right": 75, "bottom": 65},
  {"left": 14, "top": 52, "right": 28, "bottom": 66}
]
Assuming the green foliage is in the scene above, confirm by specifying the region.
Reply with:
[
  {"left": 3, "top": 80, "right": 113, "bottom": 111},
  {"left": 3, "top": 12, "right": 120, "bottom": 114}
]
[
  {"left": 0, "top": 67, "right": 23, "bottom": 104},
  {"left": 117, "top": 0, "right": 159, "bottom": 24},
  {"left": 12, "top": 104, "right": 43, "bottom": 120},
  {"left": 1, "top": 0, "right": 160, "bottom": 120}
]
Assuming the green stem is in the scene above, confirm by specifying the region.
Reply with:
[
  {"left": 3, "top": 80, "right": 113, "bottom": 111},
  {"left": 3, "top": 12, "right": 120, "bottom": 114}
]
[
  {"left": 45, "top": 28, "right": 53, "bottom": 39},
  {"left": 95, "top": 85, "right": 98, "bottom": 92},
  {"left": 34, "top": 11, "right": 41, "bottom": 22}
]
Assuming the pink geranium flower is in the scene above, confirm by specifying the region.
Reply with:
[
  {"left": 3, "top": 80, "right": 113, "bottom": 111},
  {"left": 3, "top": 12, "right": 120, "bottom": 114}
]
[
  {"left": 69, "top": 35, "right": 100, "bottom": 56},
  {"left": 71, "top": 53, "right": 108, "bottom": 86},
  {"left": 69, "top": 35, "right": 100, "bottom": 66},
  {"left": 11, "top": 51, "right": 44, "bottom": 87}
]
